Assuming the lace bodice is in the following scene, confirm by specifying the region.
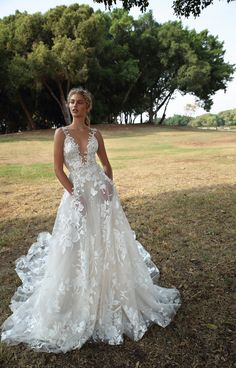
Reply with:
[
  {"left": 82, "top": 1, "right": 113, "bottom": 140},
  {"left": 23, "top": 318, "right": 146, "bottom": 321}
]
[
  {"left": 62, "top": 126, "right": 98, "bottom": 171},
  {"left": 62, "top": 126, "right": 104, "bottom": 190}
]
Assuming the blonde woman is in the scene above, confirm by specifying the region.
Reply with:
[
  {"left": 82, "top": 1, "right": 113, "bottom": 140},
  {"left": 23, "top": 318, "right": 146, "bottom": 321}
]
[{"left": 1, "top": 87, "right": 181, "bottom": 353}]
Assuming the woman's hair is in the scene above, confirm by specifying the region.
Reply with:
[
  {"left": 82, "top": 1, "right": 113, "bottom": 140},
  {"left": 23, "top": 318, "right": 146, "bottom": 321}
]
[{"left": 67, "top": 87, "right": 92, "bottom": 127}]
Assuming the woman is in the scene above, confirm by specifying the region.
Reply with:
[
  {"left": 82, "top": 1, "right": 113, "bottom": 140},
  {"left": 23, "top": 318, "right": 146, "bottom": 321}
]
[{"left": 1, "top": 87, "right": 181, "bottom": 353}]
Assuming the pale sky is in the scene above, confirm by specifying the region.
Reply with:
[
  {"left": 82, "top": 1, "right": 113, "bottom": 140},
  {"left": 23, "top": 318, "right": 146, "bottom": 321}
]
[{"left": 0, "top": 0, "right": 235, "bottom": 117}]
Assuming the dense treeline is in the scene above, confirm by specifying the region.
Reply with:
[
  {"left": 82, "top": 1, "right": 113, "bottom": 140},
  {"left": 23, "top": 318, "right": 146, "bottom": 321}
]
[
  {"left": 162, "top": 108, "right": 236, "bottom": 127},
  {"left": 0, "top": 4, "right": 234, "bottom": 133}
]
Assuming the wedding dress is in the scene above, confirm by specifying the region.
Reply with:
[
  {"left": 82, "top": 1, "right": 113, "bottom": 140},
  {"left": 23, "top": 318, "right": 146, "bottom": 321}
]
[{"left": 0, "top": 126, "right": 181, "bottom": 353}]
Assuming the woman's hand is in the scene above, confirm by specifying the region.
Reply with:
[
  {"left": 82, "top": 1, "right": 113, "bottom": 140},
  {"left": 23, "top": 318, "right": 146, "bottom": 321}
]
[
  {"left": 71, "top": 188, "right": 87, "bottom": 215},
  {"left": 101, "top": 176, "right": 114, "bottom": 202}
]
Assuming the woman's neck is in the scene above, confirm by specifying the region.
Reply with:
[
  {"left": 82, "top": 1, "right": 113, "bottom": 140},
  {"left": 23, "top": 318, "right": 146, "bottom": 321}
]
[{"left": 71, "top": 117, "right": 88, "bottom": 130}]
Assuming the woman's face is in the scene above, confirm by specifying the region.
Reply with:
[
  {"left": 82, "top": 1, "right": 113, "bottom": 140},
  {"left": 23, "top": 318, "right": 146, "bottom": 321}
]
[{"left": 68, "top": 93, "right": 89, "bottom": 118}]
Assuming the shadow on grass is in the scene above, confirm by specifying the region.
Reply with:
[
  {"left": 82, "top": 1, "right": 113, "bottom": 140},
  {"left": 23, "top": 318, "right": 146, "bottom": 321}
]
[{"left": 0, "top": 183, "right": 235, "bottom": 368}]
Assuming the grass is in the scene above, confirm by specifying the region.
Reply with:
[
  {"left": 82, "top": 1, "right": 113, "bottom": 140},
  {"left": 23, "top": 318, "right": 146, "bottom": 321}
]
[
  {"left": 0, "top": 124, "right": 235, "bottom": 368},
  {"left": 0, "top": 163, "right": 54, "bottom": 181}
]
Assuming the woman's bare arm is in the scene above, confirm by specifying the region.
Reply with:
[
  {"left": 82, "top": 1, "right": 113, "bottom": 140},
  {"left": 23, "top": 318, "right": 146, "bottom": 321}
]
[
  {"left": 54, "top": 128, "right": 74, "bottom": 194},
  {"left": 95, "top": 130, "right": 113, "bottom": 181}
]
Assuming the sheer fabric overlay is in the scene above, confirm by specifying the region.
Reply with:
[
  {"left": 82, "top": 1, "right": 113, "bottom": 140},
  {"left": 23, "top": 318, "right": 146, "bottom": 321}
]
[{"left": 1, "top": 127, "right": 181, "bottom": 353}]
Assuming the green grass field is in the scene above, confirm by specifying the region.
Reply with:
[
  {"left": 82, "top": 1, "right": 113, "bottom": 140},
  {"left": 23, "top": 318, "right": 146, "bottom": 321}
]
[{"left": 0, "top": 124, "right": 235, "bottom": 368}]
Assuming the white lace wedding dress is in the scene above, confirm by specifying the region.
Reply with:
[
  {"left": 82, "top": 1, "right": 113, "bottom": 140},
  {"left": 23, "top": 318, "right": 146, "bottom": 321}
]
[{"left": 1, "top": 126, "right": 181, "bottom": 353}]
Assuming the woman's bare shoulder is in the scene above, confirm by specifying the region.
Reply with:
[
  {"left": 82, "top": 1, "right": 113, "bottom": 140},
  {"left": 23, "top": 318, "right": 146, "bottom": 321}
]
[
  {"left": 93, "top": 127, "right": 103, "bottom": 137},
  {"left": 54, "top": 127, "right": 65, "bottom": 141}
]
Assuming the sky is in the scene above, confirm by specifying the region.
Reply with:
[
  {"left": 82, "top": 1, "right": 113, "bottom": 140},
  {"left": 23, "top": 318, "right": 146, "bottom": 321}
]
[{"left": 0, "top": 0, "right": 235, "bottom": 117}]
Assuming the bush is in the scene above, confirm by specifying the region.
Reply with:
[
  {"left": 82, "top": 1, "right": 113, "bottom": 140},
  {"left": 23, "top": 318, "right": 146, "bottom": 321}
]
[
  {"left": 218, "top": 109, "right": 236, "bottom": 126},
  {"left": 188, "top": 113, "right": 225, "bottom": 127},
  {"left": 163, "top": 114, "right": 192, "bottom": 126}
]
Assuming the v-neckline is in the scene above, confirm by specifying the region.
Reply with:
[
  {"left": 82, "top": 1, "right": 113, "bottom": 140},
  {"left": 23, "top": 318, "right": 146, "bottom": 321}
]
[{"left": 65, "top": 127, "right": 93, "bottom": 162}]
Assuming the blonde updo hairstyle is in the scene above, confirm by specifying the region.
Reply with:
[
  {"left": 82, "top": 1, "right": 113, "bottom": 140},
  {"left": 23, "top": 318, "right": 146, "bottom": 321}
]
[{"left": 67, "top": 87, "right": 92, "bottom": 127}]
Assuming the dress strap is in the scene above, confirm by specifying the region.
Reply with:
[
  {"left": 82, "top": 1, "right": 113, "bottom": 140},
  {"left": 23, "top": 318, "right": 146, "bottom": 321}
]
[
  {"left": 90, "top": 127, "right": 97, "bottom": 136},
  {"left": 62, "top": 126, "right": 69, "bottom": 138}
]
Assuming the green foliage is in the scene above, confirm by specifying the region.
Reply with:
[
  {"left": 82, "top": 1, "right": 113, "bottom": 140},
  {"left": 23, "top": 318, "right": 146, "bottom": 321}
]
[
  {"left": 188, "top": 113, "right": 225, "bottom": 127},
  {"left": 163, "top": 114, "right": 192, "bottom": 126},
  {"left": 0, "top": 5, "right": 234, "bottom": 132},
  {"left": 156, "top": 109, "right": 236, "bottom": 127},
  {"left": 218, "top": 108, "right": 236, "bottom": 126},
  {"left": 94, "top": 0, "right": 234, "bottom": 16},
  {"left": 94, "top": 0, "right": 149, "bottom": 12},
  {"left": 173, "top": 0, "right": 234, "bottom": 17}
]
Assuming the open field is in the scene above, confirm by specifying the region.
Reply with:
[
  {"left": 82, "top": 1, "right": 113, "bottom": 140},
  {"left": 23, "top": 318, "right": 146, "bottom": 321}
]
[{"left": 0, "top": 124, "right": 235, "bottom": 368}]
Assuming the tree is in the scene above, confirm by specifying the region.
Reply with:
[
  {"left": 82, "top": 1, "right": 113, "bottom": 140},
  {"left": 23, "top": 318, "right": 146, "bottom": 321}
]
[
  {"left": 94, "top": 0, "right": 234, "bottom": 16},
  {"left": 0, "top": 5, "right": 234, "bottom": 131},
  {"left": 173, "top": 0, "right": 234, "bottom": 17},
  {"left": 94, "top": 0, "right": 149, "bottom": 12},
  {"left": 127, "top": 13, "right": 234, "bottom": 123},
  {"left": 0, "top": 11, "right": 46, "bottom": 130},
  {"left": 218, "top": 108, "right": 236, "bottom": 126},
  {"left": 189, "top": 113, "right": 225, "bottom": 127},
  {"left": 163, "top": 114, "right": 192, "bottom": 126},
  {"left": 29, "top": 36, "right": 88, "bottom": 125},
  {"left": 29, "top": 4, "right": 106, "bottom": 125},
  {"left": 94, "top": 9, "right": 141, "bottom": 123}
]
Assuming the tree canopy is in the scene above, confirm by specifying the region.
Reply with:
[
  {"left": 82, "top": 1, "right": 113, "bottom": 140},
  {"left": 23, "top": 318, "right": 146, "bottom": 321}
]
[
  {"left": 94, "top": 0, "right": 234, "bottom": 16},
  {"left": 173, "top": 0, "right": 234, "bottom": 17},
  {"left": 94, "top": 0, "right": 149, "bottom": 12},
  {"left": 0, "top": 5, "right": 234, "bottom": 132}
]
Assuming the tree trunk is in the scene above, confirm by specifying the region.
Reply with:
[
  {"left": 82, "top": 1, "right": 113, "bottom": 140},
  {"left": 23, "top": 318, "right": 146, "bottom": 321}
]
[
  {"left": 158, "top": 113, "right": 166, "bottom": 125},
  {"left": 122, "top": 71, "right": 142, "bottom": 105},
  {"left": 18, "top": 95, "right": 36, "bottom": 130},
  {"left": 5, "top": 119, "right": 18, "bottom": 134},
  {"left": 155, "top": 91, "right": 174, "bottom": 123},
  {"left": 44, "top": 80, "right": 71, "bottom": 125},
  {"left": 148, "top": 108, "right": 154, "bottom": 124},
  {"left": 148, "top": 91, "right": 155, "bottom": 124},
  {"left": 58, "top": 81, "right": 71, "bottom": 125},
  {"left": 129, "top": 113, "right": 132, "bottom": 124},
  {"left": 158, "top": 93, "right": 173, "bottom": 125},
  {"left": 124, "top": 112, "right": 128, "bottom": 124}
]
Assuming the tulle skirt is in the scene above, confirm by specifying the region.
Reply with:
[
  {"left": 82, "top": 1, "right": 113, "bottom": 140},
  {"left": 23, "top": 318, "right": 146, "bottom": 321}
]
[{"left": 1, "top": 175, "right": 181, "bottom": 353}]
